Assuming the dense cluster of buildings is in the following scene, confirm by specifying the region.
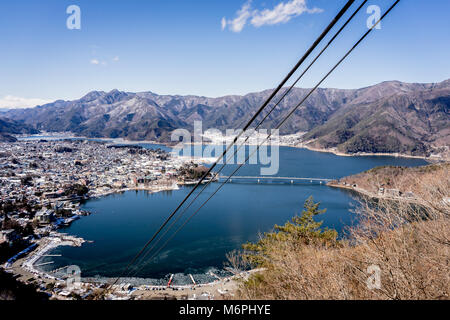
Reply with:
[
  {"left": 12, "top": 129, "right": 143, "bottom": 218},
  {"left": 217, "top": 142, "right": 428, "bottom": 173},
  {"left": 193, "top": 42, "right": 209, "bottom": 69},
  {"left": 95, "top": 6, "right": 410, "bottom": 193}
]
[{"left": 0, "top": 139, "right": 209, "bottom": 258}]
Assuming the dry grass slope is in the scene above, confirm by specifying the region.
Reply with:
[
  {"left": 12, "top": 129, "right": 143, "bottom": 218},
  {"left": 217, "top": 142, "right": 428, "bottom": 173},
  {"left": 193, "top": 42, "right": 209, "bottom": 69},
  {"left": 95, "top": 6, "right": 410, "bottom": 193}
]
[
  {"left": 336, "top": 162, "right": 449, "bottom": 195},
  {"left": 234, "top": 164, "right": 449, "bottom": 300}
]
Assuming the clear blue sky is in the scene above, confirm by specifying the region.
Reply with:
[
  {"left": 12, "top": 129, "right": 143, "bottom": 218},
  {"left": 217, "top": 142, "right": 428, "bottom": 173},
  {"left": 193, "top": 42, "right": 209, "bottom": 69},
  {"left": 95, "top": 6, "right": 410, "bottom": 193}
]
[{"left": 0, "top": 0, "right": 449, "bottom": 106}]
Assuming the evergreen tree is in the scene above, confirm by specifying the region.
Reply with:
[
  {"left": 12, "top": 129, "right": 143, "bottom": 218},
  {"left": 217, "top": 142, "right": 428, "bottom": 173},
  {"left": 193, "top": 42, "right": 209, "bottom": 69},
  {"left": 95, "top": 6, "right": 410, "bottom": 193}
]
[{"left": 243, "top": 196, "right": 338, "bottom": 267}]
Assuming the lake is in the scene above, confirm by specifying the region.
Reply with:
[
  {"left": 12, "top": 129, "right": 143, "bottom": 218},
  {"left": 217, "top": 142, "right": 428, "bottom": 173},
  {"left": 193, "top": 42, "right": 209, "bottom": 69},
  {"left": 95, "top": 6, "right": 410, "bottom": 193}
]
[{"left": 38, "top": 146, "right": 427, "bottom": 284}]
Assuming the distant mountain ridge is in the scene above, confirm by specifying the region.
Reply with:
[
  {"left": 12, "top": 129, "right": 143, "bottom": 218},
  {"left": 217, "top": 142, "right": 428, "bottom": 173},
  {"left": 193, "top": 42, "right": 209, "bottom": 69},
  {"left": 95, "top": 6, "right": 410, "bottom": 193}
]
[
  {"left": 4, "top": 79, "right": 450, "bottom": 156},
  {"left": 303, "top": 80, "right": 450, "bottom": 156},
  {"left": 0, "top": 117, "right": 40, "bottom": 142}
]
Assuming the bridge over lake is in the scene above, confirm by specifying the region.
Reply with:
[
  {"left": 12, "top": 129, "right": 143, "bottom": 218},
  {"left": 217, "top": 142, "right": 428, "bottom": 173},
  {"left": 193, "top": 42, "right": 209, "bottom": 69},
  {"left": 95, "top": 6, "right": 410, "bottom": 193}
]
[{"left": 217, "top": 175, "right": 333, "bottom": 185}]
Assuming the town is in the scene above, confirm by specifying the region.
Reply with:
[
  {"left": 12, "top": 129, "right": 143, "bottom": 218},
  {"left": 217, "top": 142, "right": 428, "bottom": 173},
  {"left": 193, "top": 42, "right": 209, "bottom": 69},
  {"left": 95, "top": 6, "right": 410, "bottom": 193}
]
[{"left": 0, "top": 139, "right": 217, "bottom": 299}]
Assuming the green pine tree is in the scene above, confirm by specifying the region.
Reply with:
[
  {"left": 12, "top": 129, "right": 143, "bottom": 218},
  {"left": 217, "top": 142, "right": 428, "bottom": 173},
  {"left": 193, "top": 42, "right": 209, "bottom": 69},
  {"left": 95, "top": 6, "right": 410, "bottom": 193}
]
[{"left": 242, "top": 196, "right": 338, "bottom": 267}]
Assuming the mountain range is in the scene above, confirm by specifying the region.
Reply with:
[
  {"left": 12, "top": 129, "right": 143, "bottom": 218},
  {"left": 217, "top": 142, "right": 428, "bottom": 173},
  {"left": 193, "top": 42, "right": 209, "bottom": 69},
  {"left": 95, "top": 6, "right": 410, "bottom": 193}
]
[{"left": 1, "top": 80, "right": 449, "bottom": 156}]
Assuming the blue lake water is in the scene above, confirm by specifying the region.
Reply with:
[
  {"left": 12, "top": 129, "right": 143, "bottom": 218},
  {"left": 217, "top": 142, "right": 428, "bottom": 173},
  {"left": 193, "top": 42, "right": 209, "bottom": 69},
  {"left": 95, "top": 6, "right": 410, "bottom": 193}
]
[{"left": 39, "top": 146, "right": 427, "bottom": 283}]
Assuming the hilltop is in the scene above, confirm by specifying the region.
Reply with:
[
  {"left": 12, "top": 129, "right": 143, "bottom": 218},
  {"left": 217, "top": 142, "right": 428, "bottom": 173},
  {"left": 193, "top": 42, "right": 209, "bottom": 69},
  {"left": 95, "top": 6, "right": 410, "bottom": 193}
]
[{"left": 0, "top": 117, "right": 40, "bottom": 142}]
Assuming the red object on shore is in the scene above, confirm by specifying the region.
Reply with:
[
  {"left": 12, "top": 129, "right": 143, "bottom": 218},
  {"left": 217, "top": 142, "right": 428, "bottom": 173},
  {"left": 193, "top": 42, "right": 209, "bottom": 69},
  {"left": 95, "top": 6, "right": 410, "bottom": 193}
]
[{"left": 167, "top": 274, "right": 174, "bottom": 287}]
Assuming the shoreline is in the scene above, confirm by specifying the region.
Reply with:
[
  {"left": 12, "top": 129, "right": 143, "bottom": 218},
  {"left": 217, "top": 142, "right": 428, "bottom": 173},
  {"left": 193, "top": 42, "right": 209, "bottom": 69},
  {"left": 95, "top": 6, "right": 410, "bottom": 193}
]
[
  {"left": 297, "top": 144, "right": 437, "bottom": 161},
  {"left": 20, "top": 234, "right": 87, "bottom": 276},
  {"left": 90, "top": 184, "right": 181, "bottom": 199},
  {"left": 4, "top": 181, "right": 225, "bottom": 296},
  {"left": 326, "top": 181, "right": 379, "bottom": 199},
  {"left": 172, "top": 141, "right": 437, "bottom": 161},
  {"left": 327, "top": 181, "right": 430, "bottom": 206},
  {"left": 5, "top": 231, "right": 249, "bottom": 300},
  {"left": 16, "top": 131, "right": 447, "bottom": 161},
  {"left": 4, "top": 233, "right": 89, "bottom": 296}
]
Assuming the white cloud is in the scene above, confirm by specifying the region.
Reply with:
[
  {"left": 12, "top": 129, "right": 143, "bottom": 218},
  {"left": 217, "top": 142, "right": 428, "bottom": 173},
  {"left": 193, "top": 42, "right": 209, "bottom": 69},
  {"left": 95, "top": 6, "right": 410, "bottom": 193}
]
[
  {"left": 221, "top": 17, "right": 227, "bottom": 30},
  {"left": 224, "top": 1, "right": 252, "bottom": 33},
  {"left": 91, "top": 57, "right": 118, "bottom": 65},
  {"left": 222, "top": 0, "right": 322, "bottom": 32},
  {"left": 91, "top": 58, "right": 109, "bottom": 66},
  {"left": 252, "top": 0, "right": 322, "bottom": 27},
  {"left": 0, "top": 96, "right": 52, "bottom": 109}
]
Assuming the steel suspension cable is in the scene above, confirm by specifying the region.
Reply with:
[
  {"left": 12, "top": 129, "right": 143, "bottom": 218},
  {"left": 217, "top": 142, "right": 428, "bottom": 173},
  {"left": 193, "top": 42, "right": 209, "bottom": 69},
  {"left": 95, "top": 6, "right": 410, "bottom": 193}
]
[
  {"left": 107, "top": 0, "right": 355, "bottom": 288},
  {"left": 133, "top": 0, "right": 401, "bottom": 272},
  {"left": 128, "top": 0, "right": 369, "bottom": 277}
]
